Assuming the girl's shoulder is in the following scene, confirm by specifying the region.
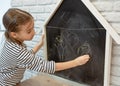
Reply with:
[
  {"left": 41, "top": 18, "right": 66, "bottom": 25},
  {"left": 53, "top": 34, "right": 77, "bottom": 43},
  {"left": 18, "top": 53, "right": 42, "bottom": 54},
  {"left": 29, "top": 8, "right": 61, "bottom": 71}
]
[{"left": 5, "top": 40, "right": 26, "bottom": 52}]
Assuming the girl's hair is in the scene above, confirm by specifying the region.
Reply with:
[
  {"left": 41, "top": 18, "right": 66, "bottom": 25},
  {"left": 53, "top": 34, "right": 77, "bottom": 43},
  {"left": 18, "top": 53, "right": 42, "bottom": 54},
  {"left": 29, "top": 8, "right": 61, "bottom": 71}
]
[{"left": 3, "top": 8, "right": 33, "bottom": 45}]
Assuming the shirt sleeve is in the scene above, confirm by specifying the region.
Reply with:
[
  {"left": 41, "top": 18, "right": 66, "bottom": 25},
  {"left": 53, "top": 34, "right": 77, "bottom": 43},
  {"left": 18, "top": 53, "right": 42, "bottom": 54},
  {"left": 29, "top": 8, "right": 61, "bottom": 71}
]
[{"left": 17, "top": 48, "right": 55, "bottom": 74}]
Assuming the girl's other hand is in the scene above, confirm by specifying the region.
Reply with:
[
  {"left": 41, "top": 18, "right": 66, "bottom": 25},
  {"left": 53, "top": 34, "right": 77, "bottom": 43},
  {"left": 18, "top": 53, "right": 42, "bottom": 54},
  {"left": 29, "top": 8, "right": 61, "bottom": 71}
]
[{"left": 39, "top": 34, "right": 44, "bottom": 46}]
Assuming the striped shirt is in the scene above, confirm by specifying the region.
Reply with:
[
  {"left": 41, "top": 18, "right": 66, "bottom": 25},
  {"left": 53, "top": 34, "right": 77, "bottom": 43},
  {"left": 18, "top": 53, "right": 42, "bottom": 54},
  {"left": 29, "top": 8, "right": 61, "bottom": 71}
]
[{"left": 0, "top": 40, "right": 55, "bottom": 86}]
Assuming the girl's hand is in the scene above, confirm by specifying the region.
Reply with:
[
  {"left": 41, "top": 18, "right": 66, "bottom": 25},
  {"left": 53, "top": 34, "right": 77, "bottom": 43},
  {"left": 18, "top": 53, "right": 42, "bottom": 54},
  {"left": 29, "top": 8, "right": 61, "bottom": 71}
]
[
  {"left": 38, "top": 34, "right": 44, "bottom": 46},
  {"left": 32, "top": 34, "right": 45, "bottom": 54},
  {"left": 74, "top": 55, "right": 90, "bottom": 66},
  {"left": 55, "top": 55, "right": 90, "bottom": 71}
]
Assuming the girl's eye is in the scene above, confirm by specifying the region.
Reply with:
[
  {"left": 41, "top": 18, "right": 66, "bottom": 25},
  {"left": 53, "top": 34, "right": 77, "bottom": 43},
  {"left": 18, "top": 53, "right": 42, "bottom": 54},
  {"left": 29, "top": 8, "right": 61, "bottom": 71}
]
[
  {"left": 27, "top": 30, "right": 31, "bottom": 33},
  {"left": 27, "top": 27, "right": 34, "bottom": 33}
]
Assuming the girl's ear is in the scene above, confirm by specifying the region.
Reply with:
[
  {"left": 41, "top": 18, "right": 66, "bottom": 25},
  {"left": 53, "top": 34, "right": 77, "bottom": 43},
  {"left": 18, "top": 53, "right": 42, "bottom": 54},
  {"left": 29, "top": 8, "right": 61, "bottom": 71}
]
[{"left": 10, "top": 32, "right": 17, "bottom": 38}]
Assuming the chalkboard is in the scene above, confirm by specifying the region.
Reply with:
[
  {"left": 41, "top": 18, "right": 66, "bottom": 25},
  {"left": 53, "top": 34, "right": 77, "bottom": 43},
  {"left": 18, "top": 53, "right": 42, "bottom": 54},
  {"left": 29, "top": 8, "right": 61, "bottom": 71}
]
[{"left": 46, "top": 0, "right": 106, "bottom": 86}]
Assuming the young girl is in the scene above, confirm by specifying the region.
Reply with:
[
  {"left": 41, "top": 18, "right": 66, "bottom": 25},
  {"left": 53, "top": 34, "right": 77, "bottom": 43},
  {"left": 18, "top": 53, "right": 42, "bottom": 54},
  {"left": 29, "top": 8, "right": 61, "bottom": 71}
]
[{"left": 0, "top": 8, "right": 90, "bottom": 86}]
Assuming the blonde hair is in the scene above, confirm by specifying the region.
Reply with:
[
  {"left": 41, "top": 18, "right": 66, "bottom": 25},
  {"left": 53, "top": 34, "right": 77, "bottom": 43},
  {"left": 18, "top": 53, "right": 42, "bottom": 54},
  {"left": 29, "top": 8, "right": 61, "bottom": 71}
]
[{"left": 3, "top": 8, "right": 33, "bottom": 45}]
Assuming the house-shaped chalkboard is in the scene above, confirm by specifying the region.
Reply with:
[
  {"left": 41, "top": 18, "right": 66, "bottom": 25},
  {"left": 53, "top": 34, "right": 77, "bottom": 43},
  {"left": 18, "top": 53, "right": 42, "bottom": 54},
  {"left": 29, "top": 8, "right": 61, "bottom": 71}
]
[{"left": 44, "top": 0, "right": 120, "bottom": 86}]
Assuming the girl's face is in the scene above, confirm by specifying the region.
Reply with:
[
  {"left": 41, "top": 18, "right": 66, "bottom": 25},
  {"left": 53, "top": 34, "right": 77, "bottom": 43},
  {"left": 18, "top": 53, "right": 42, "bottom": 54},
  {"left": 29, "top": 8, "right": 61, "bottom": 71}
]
[{"left": 14, "top": 20, "right": 35, "bottom": 42}]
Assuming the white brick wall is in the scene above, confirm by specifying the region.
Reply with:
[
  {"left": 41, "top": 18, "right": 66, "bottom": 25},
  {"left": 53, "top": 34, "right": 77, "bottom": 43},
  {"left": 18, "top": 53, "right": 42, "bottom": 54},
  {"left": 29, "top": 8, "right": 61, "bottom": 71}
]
[
  {"left": 10, "top": 0, "right": 120, "bottom": 85},
  {"left": 93, "top": 1, "right": 120, "bottom": 34},
  {"left": 93, "top": 1, "right": 113, "bottom": 12}
]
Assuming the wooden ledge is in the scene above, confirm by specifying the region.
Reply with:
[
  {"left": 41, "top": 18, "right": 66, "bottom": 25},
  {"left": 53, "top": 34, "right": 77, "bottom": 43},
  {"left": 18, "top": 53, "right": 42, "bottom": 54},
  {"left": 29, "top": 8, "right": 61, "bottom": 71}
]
[{"left": 17, "top": 73, "right": 88, "bottom": 86}]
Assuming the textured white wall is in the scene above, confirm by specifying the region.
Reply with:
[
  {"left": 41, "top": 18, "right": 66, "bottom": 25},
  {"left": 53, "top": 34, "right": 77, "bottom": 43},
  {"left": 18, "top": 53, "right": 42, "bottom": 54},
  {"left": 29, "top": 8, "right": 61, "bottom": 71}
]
[{"left": 0, "top": 0, "right": 11, "bottom": 30}]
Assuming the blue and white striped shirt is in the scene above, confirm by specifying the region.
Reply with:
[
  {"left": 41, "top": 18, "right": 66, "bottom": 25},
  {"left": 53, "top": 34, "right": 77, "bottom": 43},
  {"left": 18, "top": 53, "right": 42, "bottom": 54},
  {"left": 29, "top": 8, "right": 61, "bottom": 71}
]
[{"left": 0, "top": 40, "right": 55, "bottom": 86}]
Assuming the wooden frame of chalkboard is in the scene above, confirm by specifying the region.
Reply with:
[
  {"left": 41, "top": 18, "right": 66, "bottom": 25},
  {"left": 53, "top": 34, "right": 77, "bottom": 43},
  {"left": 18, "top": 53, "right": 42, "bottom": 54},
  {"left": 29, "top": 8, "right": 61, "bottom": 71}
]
[{"left": 43, "top": 0, "right": 118, "bottom": 86}]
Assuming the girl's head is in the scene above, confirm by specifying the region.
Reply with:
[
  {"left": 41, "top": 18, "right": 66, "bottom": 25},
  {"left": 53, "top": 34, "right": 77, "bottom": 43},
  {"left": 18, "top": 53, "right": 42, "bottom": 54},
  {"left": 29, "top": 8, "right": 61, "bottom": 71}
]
[{"left": 3, "top": 8, "right": 35, "bottom": 45}]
